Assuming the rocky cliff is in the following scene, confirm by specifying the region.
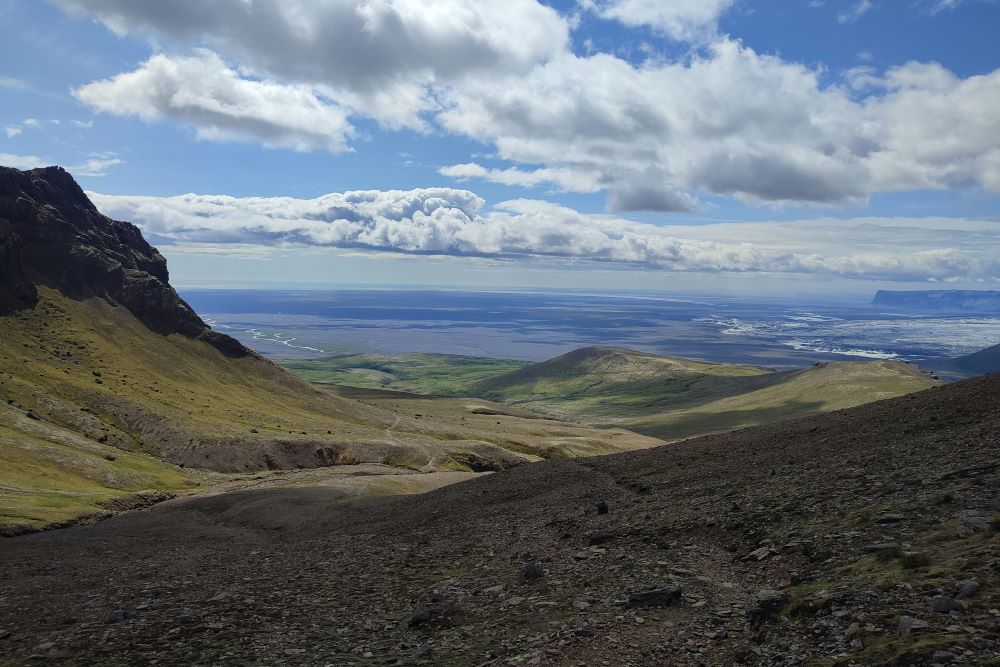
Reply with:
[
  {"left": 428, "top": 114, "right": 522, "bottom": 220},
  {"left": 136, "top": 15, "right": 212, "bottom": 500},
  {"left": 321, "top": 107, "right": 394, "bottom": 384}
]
[{"left": 0, "top": 165, "right": 249, "bottom": 357}]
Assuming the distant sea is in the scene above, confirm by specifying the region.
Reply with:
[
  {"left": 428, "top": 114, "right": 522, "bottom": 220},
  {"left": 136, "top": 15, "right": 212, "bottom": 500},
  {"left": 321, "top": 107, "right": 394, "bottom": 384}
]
[{"left": 181, "top": 289, "right": 1000, "bottom": 369}]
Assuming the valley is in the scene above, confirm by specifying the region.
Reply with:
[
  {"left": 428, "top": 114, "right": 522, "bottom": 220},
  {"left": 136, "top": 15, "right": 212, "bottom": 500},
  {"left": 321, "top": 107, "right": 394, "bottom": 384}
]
[{"left": 0, "top": 166, "right": 996, "bottom": 666}]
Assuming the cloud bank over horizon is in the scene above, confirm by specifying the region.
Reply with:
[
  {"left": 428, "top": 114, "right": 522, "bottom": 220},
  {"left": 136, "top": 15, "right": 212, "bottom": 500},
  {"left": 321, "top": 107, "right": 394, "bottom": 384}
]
[{"left": 89, "top": 188, "right": 1000, "bottom": 284}]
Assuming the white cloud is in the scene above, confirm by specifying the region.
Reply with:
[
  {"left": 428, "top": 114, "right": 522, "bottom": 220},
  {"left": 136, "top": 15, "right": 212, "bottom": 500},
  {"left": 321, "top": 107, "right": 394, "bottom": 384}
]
[
  {"left": 0, "top": 77, "right": 28, "bottom": 90},
  {"left": 68, "top": 156, "right": 123, "bottom": 177},
  {"left": 839, "top": 0, "right": 874, "bottom": 23},
  {"left": 21, "top": 118, "right": 41, "bottom": 128},
  {"left": 56, "top": 0, "right": 567, "bottom": 128},
  {"left": 584, "top": 0, "right": 736, "bottom": 41},
  {"left": 71, "top": 120, "right": 94, "bottom": 128},
  {"left": 4, "top": 127, "right": 22, "bottom": 138},
  {"left": 86, "top": 188, "right": 1000, "bottom": 282},
  {"left": 0, "top": 152, "right": 47, "bottom": 170},
  {"left": 74, "top": 51, "right": 355, "bottom": 153},
  {"left": 439, "top": 162, "right": 606, "bottom": 192},
  {"left": 59, "top": 0, "right": 1000, "bottom": 210},
  {"left": 439, "top": 40, "right": 1000, "bottom": 206}
]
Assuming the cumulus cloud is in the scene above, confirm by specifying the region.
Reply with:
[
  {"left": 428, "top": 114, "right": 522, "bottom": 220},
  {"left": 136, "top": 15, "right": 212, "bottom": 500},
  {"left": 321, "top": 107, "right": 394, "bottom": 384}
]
[
  {"left": 58, "top": 0, "right": 1000, "bottom": 210},
  {"left": 56, "top": 0, "right": 566, "bottom": 127},
  {"left": 85, "top": 188, "right": 1000, "bottom": 282},
  {"left": 4, "top": 127, "right": 22, "bottom": 138},
  {"left": 583, "top": 0, "right": 736, "bottom": 41},
  {"left": 74, "top": 50, "right": 355, "bottom": 153},
  {"left": 439, "top": 40, "right": 1000, "bottom": 205}
]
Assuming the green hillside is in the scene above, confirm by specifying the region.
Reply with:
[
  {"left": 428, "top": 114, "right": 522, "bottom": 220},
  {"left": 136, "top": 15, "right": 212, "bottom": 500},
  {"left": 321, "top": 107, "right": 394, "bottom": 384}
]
[
  {"left": 471, "top": 346, "right": 775, "bottom": 420},
  {"left": 282, "top": 347, "right": 938, "bottom": 442},
  {"left": 467, "top": 348, "right": 938, "bottom": 438},
  {"left": 0, "top": 289, "right": 662, "bottom": 532},
  {"left": 281, "top": 352, "right": 528, "bottom": 395},
  {"left": 622, "top": 359, "right": 937, "bottom": 440}
]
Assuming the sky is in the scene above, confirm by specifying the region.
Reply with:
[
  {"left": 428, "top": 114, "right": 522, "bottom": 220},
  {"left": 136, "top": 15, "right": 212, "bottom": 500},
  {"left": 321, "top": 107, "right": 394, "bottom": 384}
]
[{"left": 1, "top": 0, "right": 1000, "bottom": 297}]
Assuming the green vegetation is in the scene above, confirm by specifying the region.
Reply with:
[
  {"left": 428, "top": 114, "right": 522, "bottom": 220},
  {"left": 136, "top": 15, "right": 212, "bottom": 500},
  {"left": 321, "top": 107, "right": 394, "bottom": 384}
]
[
  {"left": 623, "top": 359, "right": 937, "bottom": 441},
  {"left": 471, "top": 346, "right": 772, "bottom": 421},
  {"left": 282, "top": 346, "right": 937, "bottom": 445},
  {"left": 281, "top": 353, "right": 527, "bottom": 395},
  {"left": 0, "top": 289, "right": 658, "bottom": 532},
  {"left": 0, "top": 421, "right": 203, "bottom": 531}
]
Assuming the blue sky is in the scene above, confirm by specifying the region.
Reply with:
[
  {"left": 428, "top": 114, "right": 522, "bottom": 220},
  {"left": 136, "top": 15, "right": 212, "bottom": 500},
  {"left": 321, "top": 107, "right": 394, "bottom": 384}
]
[{"left": 2, "top": 0, "right": 999, "bottom": 296}]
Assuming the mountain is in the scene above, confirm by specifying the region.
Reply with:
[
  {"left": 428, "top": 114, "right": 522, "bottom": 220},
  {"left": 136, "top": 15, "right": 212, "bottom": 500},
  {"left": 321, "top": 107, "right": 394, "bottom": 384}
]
[
  {"left": 0, "top": 167, "right": 660, "bottom": 532},
  {"left": 1, "top": 369, "right": 996, "bottom": 665},
  {"left": 872, "top": 289, "right": 1000, "bottom": 312},
  {"left": 470, "top": 347, "right": 937, "bottom": 438},
  {"left": 948, "top": 342, "right": 1000, "bottom": 376},
  {"left": 0, "top": 166, "right": 247, "bottom": 356}
]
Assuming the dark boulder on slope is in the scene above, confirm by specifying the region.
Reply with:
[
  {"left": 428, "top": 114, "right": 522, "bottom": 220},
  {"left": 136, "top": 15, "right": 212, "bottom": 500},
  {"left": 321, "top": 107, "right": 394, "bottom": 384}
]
[{"left": 0, "top": 165, "right": 251, "bottom": 357}]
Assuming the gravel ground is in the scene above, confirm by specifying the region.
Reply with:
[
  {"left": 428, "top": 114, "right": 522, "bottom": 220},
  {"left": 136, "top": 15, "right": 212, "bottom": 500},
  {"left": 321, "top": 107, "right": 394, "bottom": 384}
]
[{"left": 1, "top": 375, "right": 998, "bottom": 666}]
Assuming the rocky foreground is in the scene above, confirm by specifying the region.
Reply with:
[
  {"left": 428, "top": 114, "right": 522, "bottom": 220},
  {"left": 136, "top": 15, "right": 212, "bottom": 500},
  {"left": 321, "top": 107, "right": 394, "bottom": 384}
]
[{"left": 1, "top": 375, "right": 998, "bottom": 666}]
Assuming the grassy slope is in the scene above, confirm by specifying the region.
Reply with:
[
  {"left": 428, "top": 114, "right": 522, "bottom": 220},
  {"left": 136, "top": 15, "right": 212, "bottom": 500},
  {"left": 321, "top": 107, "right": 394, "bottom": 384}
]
[
  {"left": 282, "top": 347, "right": 937, "bottom": 443},
  {"left": 281, "top": 353, "right": 528, "bottom": 395},
  {"left": 624, "top": 359, "right": 937, "bottom": 441},
  {"left": 0, "top": 290, "right": 660, "bottom": 530},
  {"left": 466, "top": 347, "right": 937, "bottom": 440},
  {"left": 471, "top": 346, "right": 774, "bottom": 420}
]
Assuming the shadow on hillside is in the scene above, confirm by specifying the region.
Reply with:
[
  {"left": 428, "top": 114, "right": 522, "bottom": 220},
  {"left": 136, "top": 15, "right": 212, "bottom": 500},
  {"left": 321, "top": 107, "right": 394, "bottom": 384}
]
[{"left": 631, "top": 399, "right": 826, "bottom": 441}]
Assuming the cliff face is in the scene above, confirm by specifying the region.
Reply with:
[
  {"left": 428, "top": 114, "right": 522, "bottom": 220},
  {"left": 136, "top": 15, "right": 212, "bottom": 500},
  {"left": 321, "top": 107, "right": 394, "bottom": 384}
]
[{"left": 0, "top": 166, "right": 250, "bottom": 357}]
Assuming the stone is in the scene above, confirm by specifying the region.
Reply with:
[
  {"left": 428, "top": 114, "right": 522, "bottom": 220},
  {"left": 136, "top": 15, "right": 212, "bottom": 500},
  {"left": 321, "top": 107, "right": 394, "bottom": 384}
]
[
  {"left": 596, "top": 501, "right": 609, "bottom": 515},
  {"left": 932, "top": 597, "right": 964, "bottom": 614},
  {"left": 875, "top": 513, "right": 906, "bottom": 524},
  {"left": 956, "top": 511, "right": 991, "bottom": 534},
  {"left": 589, "top": 531, "right": 617, "bottom": 546},
  {"left": 626, "top": 586, "right": 683, "bottom": 609},
  {"left": 520, "top": 562, "right": 545, "bottom": 583},
  {"left": 747, "top": 590, "right": 789, "bottom": 623},
  {"left": 955, "top": 580, "right": 980, "bottom": 600},
  {"left": 106, "top": 610, "right": 130, "bottom": 624},
  {"left": 897, "top": 615, "right": 929, "bottom": 636},
  {"left": 408, "top": 601, "right": 457, "bottom": 629}
]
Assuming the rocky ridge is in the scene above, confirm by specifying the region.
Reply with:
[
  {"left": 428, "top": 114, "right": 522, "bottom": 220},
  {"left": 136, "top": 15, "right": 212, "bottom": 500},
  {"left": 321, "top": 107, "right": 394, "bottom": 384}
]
[{"left": 0, "top": 166, "right": 249, "bottom": 357}]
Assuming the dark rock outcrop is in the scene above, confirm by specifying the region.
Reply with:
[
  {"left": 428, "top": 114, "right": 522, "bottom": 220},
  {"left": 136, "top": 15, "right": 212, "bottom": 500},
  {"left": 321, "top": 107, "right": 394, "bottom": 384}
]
[{"left": 0, "top": 165, "right": 251, "bottom": 357}]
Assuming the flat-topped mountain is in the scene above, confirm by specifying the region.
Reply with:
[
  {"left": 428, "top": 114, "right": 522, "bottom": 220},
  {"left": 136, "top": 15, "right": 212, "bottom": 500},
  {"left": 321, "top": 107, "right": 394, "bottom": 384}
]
[{"left": 872, "top": 289, "right": 1000, "bottom": 312}]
